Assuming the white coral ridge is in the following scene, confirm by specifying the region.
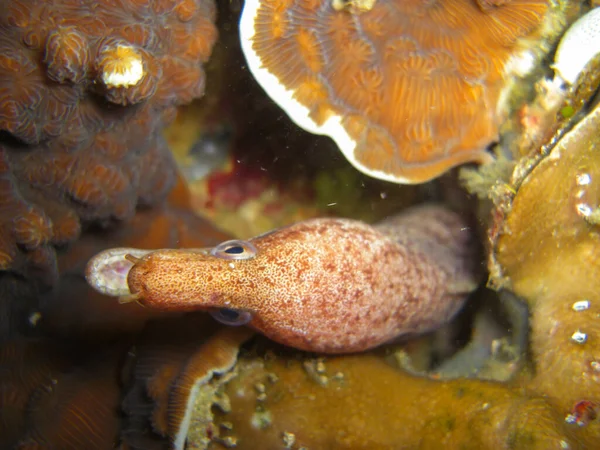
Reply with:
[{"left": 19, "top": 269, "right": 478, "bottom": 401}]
[{"left": 553, "top": 8, "right": 600, "bottom": 85}]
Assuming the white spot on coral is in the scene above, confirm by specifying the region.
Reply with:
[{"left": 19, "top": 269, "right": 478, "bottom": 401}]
[
  {"left": 102, "top": 47, "right": 144, "bottom": 87},
  {"left": 576, "top": 203, "right": 592, "bottom": 217},
  {"left": 577, "top": 173, "right": 592, "bottom": 186},
  {"left": 553, "top": 8, "right": 600, "bottom": 85},
  {"left": 571, "top": 330, "right": 587, "bottom": 344},
  {"left": 572, "top": 299, "right": 591, "bottom": 311}
]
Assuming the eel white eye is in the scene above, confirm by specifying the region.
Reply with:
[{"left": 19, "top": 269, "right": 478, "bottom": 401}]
[
  {"left": 210, "top": 308, "right": 253, "bottom": 326},
  {"left": 210, "top": 240, "right": 257, "bottom": 260}
]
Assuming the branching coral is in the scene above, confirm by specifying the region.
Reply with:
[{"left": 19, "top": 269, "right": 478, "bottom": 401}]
[{"left": 0, "top": 0, "right": 218, "bottom": 284}]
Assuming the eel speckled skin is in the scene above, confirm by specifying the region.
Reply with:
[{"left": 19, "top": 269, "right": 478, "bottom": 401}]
[{"left": 86, "top": 205, "right": 479, "bottom": 353}]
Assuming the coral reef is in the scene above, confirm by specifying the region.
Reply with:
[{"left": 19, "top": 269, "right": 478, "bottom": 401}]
[
  {"left": 212, "top": 349, "right": 579, "bottom": 449},
  {"left": 3, "top": 2, "right": 600, "bottom": 450},
  {"left": 0, "top": 338, "right": 123, "bottom": 449},
  {"left": 493, "top": 93, "right": 600, "bottom": 438},
  {"left": 240, "top": 0, "right": 549, "bottom": 183},
  {"left": 0, "top": 177, "right": 236, "bottom": 448},
  {"left": 0, "top": 0, "right": 218, "bottom": 284},
  {"left": 166, "top": 7, "right": 424, "bottom": 239},
  {"left": 1, "top": 0, "right": 217, "bottom": 141},
  {"left": 120, "top": 317, "right": 253, "bottom": 450}
]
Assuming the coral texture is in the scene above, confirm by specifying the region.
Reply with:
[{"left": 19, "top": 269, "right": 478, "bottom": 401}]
[
  {"left": 217, "top": 350, "right": 580, "bottom": 449},
  {"left": 495, "top": 97, "right": 600, "bottom": 442},
  {"left": 0, "top": 0, "right": 217, "bottom": 284},
  {"left": 240, "top": 0, "right": 548, "bottom": 183},
  {"left": 0, "top": 179, "right": 235, "bottom": 448},
  {"left": 0, "top": 338, "right": 122, "bottom": 450},
  {"left": 118, "top": 317, "right": 253, "bottom": 450},
  {"left": 0, "top": 0, "right": 217, "bottom": 142}
]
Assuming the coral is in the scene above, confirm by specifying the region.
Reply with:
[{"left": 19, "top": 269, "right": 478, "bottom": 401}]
[
  {"left": 208, "top": 349, "right": 580, "bottom": 449},
  {"left": 0, "top": 338, "right": 122, "bottom": 450},
  {"left": 0, "top": 0, "right": 217, "bottom": 142},
  {"left": 5, "top": 4, "right": 600, "bottom": 450},
  {"left": 493, "top": 93, "right": 600, "bottom": 440},
  {"left": 0, "top": 0, "right": 218, "bottom": 284},
  {"left": 120, "top": 317, "right": 253, "bottom": 450},
  {"left": 0, "top": 178, "right": 238, "bottom": 447},
  {"left": 168, "top": 326, "right": 254, "bottom": 450},
  {"left": 1, "top": 106, "right": 175, "bottom": 285},
  {"left": 17, "top": 364, "right": 121, "bottom": 449},
  {"left": 86, "top": 205, "right": 480, "bottom": 353},
  {"left": 0, "top": 339, "right": 69, "bottom": 447},
  {"left": 239, "top": 0, "right": 549, "bottom": 183}
]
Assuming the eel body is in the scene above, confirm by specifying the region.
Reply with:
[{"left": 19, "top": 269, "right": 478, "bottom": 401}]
[{"left": 86, "top": 205, "right": 479, "bottom": 353}]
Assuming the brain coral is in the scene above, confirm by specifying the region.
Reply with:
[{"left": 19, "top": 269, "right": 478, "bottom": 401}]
[{"left": 0, "top": 0, "right": 218, "bottom": 284}]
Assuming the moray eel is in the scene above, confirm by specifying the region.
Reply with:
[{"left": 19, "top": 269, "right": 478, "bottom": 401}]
[{"left": 86, "top": 205, "right": 479, "bottom": 353}]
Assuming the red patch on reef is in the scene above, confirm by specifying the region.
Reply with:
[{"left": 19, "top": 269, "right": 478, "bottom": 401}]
[
  {"left": 566, "top": 400, "right": 598, "bottom": 427},
  {"left": 205, "top": 157, "right": 269, "bottom": 209}
]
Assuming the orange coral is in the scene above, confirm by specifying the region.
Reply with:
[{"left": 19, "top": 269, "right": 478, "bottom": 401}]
[
  {"left": 1, "top": 0, "right": 217, "bottom": 140},
  {"left": 0, "top": 178, "right": 235, "bottom": 447},
  {"left": 0, "top": 338, "right": 122, "bottom": 450},
  {"left": 0, "top": 0, "right": 218, "bottom": 284},
  {"left": 17, "top": 364, "right": 121, "bottom": 449},
  {"left": 120, "top": 317, "right": 253, "bottom": 449},
  {"left": 240, "top": 0, "right": 549, "bottom": 183}
]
